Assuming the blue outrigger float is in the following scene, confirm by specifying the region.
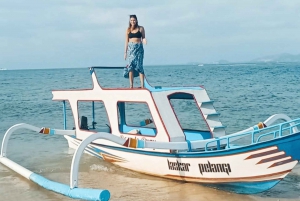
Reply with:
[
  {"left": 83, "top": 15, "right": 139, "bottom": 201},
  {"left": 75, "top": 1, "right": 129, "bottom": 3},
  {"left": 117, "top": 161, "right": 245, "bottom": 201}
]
[{"left": 1, "top": 67, "right": 300, "bottom": 201}]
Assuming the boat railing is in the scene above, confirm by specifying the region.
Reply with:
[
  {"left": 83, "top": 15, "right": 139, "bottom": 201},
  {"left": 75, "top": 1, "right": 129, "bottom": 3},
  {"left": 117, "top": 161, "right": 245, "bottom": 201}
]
[{"left": 205, "top": 118, "right": 300, "bottom": 152}]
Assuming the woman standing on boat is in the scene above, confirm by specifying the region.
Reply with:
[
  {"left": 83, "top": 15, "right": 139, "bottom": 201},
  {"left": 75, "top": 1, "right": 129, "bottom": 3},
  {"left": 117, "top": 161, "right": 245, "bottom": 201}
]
[{"left": 124, "top": 14, "right": 147, "bottom": 88}]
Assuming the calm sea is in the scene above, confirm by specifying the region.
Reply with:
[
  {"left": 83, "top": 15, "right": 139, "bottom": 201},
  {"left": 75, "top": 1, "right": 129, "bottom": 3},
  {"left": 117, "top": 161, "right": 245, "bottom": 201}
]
[{"left": 0, "top": 63, "right": 300, "bottom": 201}]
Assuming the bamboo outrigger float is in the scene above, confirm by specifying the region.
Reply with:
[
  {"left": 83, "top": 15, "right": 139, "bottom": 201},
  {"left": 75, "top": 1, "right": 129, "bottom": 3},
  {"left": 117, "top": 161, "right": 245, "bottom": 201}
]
[{"left": 1, "top": 67, "right": 300, "bottom": 200}]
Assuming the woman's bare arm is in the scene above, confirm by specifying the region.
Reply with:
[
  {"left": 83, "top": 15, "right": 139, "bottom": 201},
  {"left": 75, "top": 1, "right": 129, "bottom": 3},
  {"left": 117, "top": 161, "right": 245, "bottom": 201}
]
[
  {"left": 124, "top": 29, "right": 129, "bottom": 60},
  {"left": 140, "top": 26, "right": 147, "bottom": 45}
]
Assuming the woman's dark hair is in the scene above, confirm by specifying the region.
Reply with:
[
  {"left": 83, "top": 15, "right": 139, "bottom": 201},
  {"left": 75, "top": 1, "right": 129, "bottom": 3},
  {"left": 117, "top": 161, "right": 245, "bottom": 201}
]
[{"left": 127, "top": 15, "right": 138, "bottom": 33}]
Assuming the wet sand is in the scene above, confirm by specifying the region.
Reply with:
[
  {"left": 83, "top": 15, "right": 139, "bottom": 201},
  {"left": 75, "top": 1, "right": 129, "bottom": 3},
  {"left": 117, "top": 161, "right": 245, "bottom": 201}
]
[{"left": 1, "top": 154, "right": 299, "bottom": 201}]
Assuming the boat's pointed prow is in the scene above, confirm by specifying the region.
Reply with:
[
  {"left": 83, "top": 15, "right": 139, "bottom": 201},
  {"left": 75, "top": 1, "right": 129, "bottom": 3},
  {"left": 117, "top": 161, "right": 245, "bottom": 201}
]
[
  {"left": 89, "top": 67, "right": 103, "bottom": 91},
  {"left": 143, "top": 76, "right": 152, "bottom": 90}
]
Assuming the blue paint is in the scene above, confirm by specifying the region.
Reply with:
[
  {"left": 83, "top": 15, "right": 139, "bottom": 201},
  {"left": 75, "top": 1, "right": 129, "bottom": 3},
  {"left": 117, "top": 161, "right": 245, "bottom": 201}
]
[
  {"left": 277, "top": 137, "right": 300, "bottom": 160},
  {"left": 90, "top": 132, "right": 300, "bottom": 159},
  {"left": 89, "top": 68, "right": 94, "bottom": 74},
  {"left": 203, "top": 179, "right": 280, "bottom": 194},
  {"left": 117, "top": 102, "right": 125, "bottom": 125},
  {"left": 279, "top": 124, "right": 283, "bottom": 137},
  {"left": 252, "top": 125, "right": 260, "bottom": 135},
  {"left": 144, "top": 78, "right": 203, "bottom": 92},
  {"left": 63, "top": 101, "right": 66, "bottom": 130},
  {"left": 49, "top": 129, "right": 55, "bottom": 135},
  {"left": 139, "top": 120, "right": 146, "bottom": 126},
  {"left": 92, "top": 101, "right": 95, "bottom": 129},
  {"left": 186, "top": 140, "right": 192, "bottom": 152},
  {"left": 216, "top": 137, "right": 221, "bottom": 150},
  {"left": 85, "top": 147, "right": 105, "bottom": 160},
  {"left": 88, "top": 143, "right": 114, "bottom": 155},
  {"left": 137, "top": 139, "right": 145, "bottom": 148},
  {"left": 120, "top": 125, "right": 157, "bottom": 136},
  {"left": 208, "top": 119, "right": 300, "bottom": 149},
  {"left": 30, "top": 173, "right": 110, "bottom": 201},
  {"left": 184, "top": 130, "right": 211, "bottom": 141},
  {"left": 148, "top": 86, "right": 203, "bottom": 92}
]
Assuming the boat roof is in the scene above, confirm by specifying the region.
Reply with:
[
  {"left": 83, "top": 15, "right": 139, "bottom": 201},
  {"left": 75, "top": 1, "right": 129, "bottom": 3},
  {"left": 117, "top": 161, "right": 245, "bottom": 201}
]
[{"left": 89, "top": 66, "right": 206, "bottom": 93}]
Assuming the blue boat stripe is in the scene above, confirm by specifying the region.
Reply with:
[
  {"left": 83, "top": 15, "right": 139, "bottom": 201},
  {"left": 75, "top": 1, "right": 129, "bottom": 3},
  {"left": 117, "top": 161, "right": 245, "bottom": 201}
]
[
  {"left": 50, "top": 129, "right": 55, "bottom": 135},
  {"left": 137, "top": 140, "right": 145, "bottom": 148},
  {"left": 88, "top": 132, "right": 300, "bottom": 158},
  {"left": 186, "top": 140, "right": 192, "bottom": 152},
  {"left": 203, "top": 179, "right": 280, "bottom": 194}
]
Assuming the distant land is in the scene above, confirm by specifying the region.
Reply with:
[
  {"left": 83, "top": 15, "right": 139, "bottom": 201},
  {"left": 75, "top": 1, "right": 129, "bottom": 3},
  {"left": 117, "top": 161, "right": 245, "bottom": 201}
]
[
  {"left": 189, "top": 53, "right": 300, "bottom": 65},
  {"left": 250, "top": 53, "right": 300, "bottom": 63}
]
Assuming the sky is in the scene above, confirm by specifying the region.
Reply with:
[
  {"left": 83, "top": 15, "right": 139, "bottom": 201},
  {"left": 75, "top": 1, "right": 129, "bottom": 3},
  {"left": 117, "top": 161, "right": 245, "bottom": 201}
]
[{"left": 1, "top": 1, "right": 300, "bottom": 69}]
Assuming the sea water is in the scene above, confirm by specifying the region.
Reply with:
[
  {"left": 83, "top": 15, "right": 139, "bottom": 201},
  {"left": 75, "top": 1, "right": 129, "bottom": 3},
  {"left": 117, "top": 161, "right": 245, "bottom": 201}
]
[{"left": 0, "top": 63, "right": 300, "bottom": 201}]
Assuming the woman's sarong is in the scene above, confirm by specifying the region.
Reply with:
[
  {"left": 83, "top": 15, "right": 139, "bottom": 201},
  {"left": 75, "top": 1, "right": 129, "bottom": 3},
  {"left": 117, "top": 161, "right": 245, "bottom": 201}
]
[{"left": 123, "top": 42, "right": 144, "bottom": 78}]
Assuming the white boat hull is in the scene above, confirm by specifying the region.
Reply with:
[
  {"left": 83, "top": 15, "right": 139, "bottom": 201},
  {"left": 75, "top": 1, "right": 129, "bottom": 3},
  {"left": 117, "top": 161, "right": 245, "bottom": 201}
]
[{"left": 65, "top": 135, "right": 299, "bottom": 194}]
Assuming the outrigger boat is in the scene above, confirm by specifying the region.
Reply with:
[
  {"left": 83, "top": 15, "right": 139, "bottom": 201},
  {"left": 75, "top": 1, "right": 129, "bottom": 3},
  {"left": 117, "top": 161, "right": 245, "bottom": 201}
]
[{"left": 1, "top": 67, "right": 300, "bottom": 201}]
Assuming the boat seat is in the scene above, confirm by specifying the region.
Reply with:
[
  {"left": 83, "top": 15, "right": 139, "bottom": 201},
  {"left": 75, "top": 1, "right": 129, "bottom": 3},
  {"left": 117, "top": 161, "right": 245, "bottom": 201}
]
[{"left": 80, "top": 116, "right": 89, "bottom": 130}]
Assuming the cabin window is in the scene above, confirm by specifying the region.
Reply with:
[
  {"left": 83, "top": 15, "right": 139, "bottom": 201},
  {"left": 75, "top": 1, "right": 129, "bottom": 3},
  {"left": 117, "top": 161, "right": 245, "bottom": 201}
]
[
  {"left": 77, "top": 101, "right": 110, "bottom": 132},
  {"left": 117, "top": 102, "right": 157, "bottom": 136},
  {"left": 168, "top": 95, "right": 209, "bottom": 131}
]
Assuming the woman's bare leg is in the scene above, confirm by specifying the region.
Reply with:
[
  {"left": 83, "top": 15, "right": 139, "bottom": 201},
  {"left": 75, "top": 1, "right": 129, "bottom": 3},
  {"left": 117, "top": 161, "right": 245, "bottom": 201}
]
[
  {"left": 139, "top": 73, "right": 144, "bottom": 88},
  {"left": 129, "top": 71, "right": 134, "bottom": 88}
]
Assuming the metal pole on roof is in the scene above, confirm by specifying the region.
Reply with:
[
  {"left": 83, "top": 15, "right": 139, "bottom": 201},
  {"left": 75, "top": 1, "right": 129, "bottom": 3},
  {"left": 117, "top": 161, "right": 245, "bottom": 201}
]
[
  {"left": 92, "top": 101, "right": 95, "bottom": 129},
  {"left": 63, "top": 101, "right": 66, "bottom": 130}
]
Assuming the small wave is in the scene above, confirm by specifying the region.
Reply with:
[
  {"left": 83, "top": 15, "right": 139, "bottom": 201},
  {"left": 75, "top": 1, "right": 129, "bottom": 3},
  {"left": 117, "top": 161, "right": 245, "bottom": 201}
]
[
  {"left": 34, "top": 166, "right": 71, "bottom": 174},
  {"left": 90, "top": 164, "right": 114, "bottom": 172}
]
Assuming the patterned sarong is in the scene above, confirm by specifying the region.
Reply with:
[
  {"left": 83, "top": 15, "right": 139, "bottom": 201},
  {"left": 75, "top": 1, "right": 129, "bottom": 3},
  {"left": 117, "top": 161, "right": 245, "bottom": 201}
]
[{"left": 123, "top": 42, "right": 144, "bottom": 78}]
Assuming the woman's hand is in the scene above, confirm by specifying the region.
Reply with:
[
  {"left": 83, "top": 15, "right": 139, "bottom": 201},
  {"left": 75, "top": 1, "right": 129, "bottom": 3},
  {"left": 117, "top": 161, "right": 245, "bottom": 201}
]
[
  {"left": 142, "top": 38, "right": 147, "bottom": 45},
  {"left": 124, "top": 52, "right": 127, "bottom": 60}
]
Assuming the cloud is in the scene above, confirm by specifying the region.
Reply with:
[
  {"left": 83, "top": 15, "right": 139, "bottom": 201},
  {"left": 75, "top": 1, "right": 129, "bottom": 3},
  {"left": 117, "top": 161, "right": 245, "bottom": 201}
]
[{"left": 0, "top": 0, "right": 300, "bottom": 68}]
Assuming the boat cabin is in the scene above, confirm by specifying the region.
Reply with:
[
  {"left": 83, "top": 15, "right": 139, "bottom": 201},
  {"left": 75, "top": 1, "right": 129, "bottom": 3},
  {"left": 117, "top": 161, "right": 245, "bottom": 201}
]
[{"left": 52, "top": 67, "right": 226, "bottom": 144}]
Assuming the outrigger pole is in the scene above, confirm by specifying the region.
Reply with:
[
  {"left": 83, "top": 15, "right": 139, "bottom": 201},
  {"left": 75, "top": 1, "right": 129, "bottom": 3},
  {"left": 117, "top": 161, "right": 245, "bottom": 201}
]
[
  {"left": 0, "top": 123, "right": 194, "bottom": 201},
  {"left": 0, "top": 124, "right": 110, "bottom": 201}
]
